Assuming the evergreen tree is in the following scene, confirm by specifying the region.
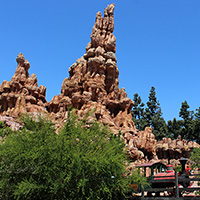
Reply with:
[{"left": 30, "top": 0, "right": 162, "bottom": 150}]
[
  {"left": 193, "top": 107, "right": 200, "bottom": 143},
  {"left": 145, "top": 87, "right": 168, "bottom": 140},
  {"left": 179, "top": 101, "right": 195, "bottom": 140},
  {"left": 132, "top": 87, "right": 169, "bottom": 140},
  {"left": 132, "top": 89, "right": 200, "bottom": 142},
  {"left": 167, "top": 118, "right": 182, "bottom": 139},
  {"left": 131, "top": 93, "right": 147, "bottom": 130}
]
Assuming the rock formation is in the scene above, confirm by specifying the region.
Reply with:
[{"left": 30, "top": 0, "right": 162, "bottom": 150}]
[
  {"left": 0, "top": 53, "right": 47, "bottom": 117},
  {"left": 156, "top": 136, "right": 199, "bottom": 160},
  {"left": 46, "top": 4, "right": 135, "bottom": 131},
  {"left": 0, "top": 4, "right": 199, "bottom": 165},
  {"left": 46, "top": 3, "right": 157, "bottom": 159},
  {"left": 45, "top": 3, "right": 200, "bottom": 163}
]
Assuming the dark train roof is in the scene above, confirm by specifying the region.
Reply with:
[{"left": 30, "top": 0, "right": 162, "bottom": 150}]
[{"left": 135, "top": 162, "right": 167, "bottom": 168}]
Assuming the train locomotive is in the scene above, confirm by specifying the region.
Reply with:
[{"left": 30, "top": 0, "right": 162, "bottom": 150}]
[{"left": 134, "top": 158, "right": 192, "bottom": 197}]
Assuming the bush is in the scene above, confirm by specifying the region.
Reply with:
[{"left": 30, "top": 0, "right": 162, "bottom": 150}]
[
  {"left": 0, "top": 113, "right": 133, "bottom": 200},
  {"left": 0, "top": 121, "right": 12, "bottom": 138},
  {"left": 190, "top": 147, "right": 200, "bottom": 168}
]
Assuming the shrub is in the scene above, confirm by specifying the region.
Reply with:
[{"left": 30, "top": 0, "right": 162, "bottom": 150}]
[{"left": 0, "top": 113, "right": 133, "bottom": 199}]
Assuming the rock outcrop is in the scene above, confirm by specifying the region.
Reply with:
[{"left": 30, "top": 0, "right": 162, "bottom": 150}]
[
  {"left": 0, "top": 4, "right": 199, "bottom": 165},
  {"left": 46, "top": 3, "right": 199, "bottom": 162},
  {"left": 0, "top": 53, "right": 47, "bottom": 117},
  {"left": 156, "top": 135, "right": 199, "bottom": 160},
  {"left": 46, "top": 3, "right": 157, "bottom": 159},
  {"left": 46, "top": 4, "right": 134, "bottom": 131}
]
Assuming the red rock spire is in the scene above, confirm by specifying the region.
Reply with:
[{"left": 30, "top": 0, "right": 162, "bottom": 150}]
[
  {"left": 47, "top": 4, "right": 135, "bottom": 135},
  {"left": 0, "top": 53, "right": 47, "bottom": 116}
]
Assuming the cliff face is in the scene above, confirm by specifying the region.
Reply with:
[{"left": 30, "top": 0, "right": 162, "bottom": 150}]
[{"left": 0, "top": 4, "right": 199, "bottom": 164}]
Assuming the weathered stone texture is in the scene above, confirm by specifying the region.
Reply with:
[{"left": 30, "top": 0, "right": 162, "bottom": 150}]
[
  {"left": 45, "top": 4, "right": 199, "bottom": 163},
  {"left": 0, "top": 4, "right": 199, "bottom": 165},
  {"left": 46, "top": 4, "right": 135, "bottom": 135},
  {"left": 46, "top": 4, "right": 147, "bottom": 155},
  {"left": 0, "top": 53, "right": 47, "bottom": 117}
]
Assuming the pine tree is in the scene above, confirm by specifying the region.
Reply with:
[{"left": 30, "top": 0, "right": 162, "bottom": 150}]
[
  {"left": 145, "top": 86, "right": 168, "bottom": 140},
  {"left": 179, "top": 101, "right": 195, "bottom": 140},
  {"left": 132, "top": 87, "right": 169, "bottom": 140},
  {"left": 167, "top": 118, "right": 182, "bottom": 139},
  {"left": 132, "top": 93, "right": 147, "bottom": 130},
  {"left": 193, "top": 107, "right": 200, "bottom": 143}
]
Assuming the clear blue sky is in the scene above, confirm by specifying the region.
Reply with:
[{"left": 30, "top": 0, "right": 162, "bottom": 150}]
[{"left": 1, "top": 0, "right": 200, "bottom": 121}]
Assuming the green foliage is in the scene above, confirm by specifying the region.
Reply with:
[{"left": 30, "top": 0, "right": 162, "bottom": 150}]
[
  {"left": 167, "top": 118, "right": 182, "bottom": 139},
  {"left": 193, "top": 107, "right": 200, "bottom": 144},
  {"left": 145, "top": 87, "right": 169, "bottom": 140},
  {"left": 0, "top": 113, "right": 145, "bottom": 200},
  {"left": 168, "top": 102, "right": 199, "bottom": 141},
  {"left": 190, "top": 147, "right": 200, "bottom": 168},
  {"left": 132, "top": 87, "right": 169, "bottom": 140},
  {"left": 132, "top": 88, "right": 200, "bottom": 142},
  {"left": 0, "top": 121, "right": 4, "bottom": 128},
  {"left": 0, "top": 121, "right": 12, "bottom": 138},
  {"left": 131, "top": 93, "right": 147, "bottom": 130},
  {"left": 175, "top": 165, "right": 182, "bottom": 172},
  {"left": 179, "top": 101, "right": 195, "bottom": 140},
  {"left": 129, "top": 169, "right": 149, "bottom": 191}
]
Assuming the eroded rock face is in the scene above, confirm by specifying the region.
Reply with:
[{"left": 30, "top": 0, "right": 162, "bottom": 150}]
[
  {"left": 156, "top": 135, "right": 199, "bottom": 161},
  {"left": 46, "top": 4, "right": 156, "bottom": 159},
  {"left": 46, "top": 4, "right": 200, "bottom": 162},
  {"left": 46, "top": 4, "right": 135, "bottom": 131},
  {"left": 0, "top": 53, "right": 47, "bottom": 117},
  {"left": 0, "top": 4, "right": 199, "bottom": 165}
]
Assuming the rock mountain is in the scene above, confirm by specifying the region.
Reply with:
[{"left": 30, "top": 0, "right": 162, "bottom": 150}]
[{"left": 0, "top": 4, "right": 199, "bottom": 166}]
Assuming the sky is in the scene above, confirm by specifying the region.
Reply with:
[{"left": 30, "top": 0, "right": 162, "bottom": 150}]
[{"left": 0, "top": 0, "right": 200, "bottom": 121}]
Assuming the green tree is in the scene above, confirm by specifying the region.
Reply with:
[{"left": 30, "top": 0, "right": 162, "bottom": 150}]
[
  {"left": 167, "top": 118, "right": 182, "bottom": 139},
  {"left": 145, "top": 87, "right": 168, "bottom": 140},
  {"left": 0, "top": 113, "right": 146, "bottom": 200},
  {"left": 179, "top": 101, "right": 195, "bottom": 140},
  {"left": 193, "top": 107, "right": 200, "bottom": 144},
  {"left": 190, "top": 147, "right": 200, "bottom": 168},
  {"left": 190, "top": 147, "right": 200, "bottom": 195},
  {"left": 131, "top": 93, "right": 147, "bottom": 130},
  {"left": 132, "top": 87, "right": 169, "bottom": 140}
]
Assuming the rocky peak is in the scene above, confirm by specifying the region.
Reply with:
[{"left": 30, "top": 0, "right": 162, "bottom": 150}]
[
  {"left": 13, "top": 53, "right": 30, "bottom": 82},
  {"left": 0, "top": 4, "right": 199, "bottom": 165},
  {"left": 47, "top": 4, "right": 135, "bottom": 133},
  {"left": 46, "top": 4, "right": 199, "bottom": 163},
  {"left": 0, "top": 53, "right": 47, "bottom": 116}
]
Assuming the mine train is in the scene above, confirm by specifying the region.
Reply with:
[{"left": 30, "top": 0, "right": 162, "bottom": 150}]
[{"left": 133, "top": 158, "right": 192, "bottom": 197}]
